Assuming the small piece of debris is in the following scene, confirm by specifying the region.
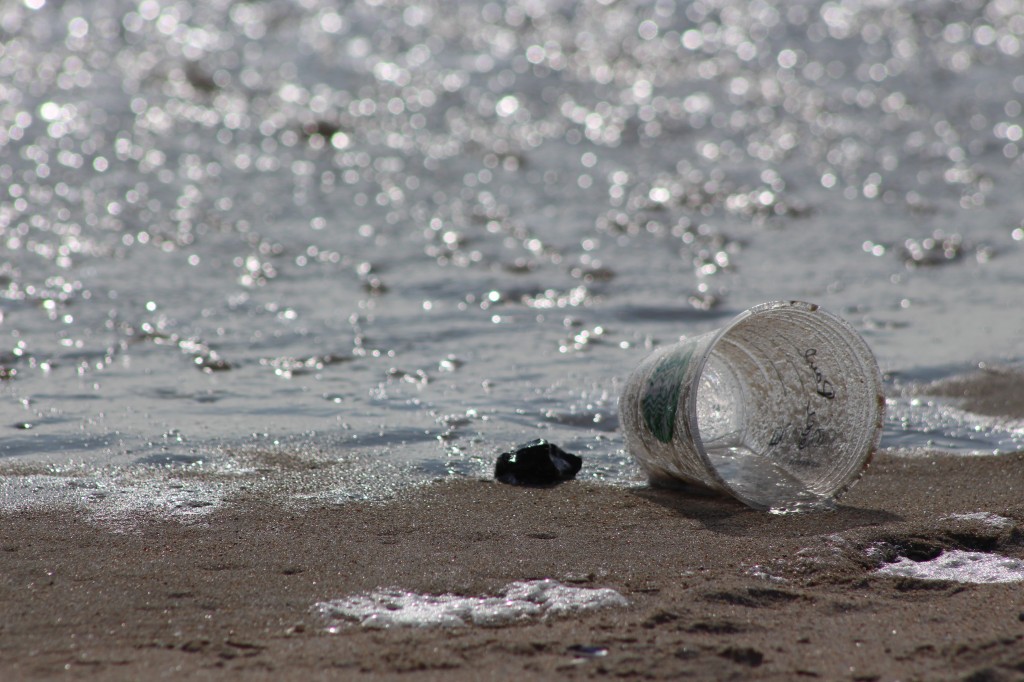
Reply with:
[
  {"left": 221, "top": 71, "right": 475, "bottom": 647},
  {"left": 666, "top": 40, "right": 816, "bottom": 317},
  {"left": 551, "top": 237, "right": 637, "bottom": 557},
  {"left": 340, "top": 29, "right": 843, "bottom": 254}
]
[{"left": 494, "top": 439, "right": 582, "bottom": 486}]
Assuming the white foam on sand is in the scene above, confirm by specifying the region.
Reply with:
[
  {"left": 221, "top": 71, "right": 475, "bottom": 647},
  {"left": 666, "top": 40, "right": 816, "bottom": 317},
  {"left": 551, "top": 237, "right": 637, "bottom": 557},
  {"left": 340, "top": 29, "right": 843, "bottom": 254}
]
[
  {"left": 0, "top": 447, "right": 411, "bottom": 530},
  {"left": 942, "top": 512, "right": 1015, "bottom": 530},
  {"left": 314, "top": 579, "right": 629, "bottom": 629},
  {"left": 876, "top": 550, "right": 1024, "bottom": 584}
]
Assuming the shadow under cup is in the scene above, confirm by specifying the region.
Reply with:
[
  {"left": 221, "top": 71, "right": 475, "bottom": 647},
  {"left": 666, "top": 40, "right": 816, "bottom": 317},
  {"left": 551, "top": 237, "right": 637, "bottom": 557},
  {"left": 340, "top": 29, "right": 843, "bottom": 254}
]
[{"left": 620, "top": 301, "right": 885, "bottom": 512}]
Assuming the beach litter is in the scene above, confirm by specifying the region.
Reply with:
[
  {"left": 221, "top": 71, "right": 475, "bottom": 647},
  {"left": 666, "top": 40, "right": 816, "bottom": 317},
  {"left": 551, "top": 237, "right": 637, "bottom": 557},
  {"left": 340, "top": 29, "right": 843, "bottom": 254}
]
[
  {"left": 620, "top": 300, "right": 884, "bottom": 512},
  {"left": 315, "top": 579, "right": 627, "bottom": 629},
  {"left": 494, "top": 439, "right": 583, "bottom": 486}
]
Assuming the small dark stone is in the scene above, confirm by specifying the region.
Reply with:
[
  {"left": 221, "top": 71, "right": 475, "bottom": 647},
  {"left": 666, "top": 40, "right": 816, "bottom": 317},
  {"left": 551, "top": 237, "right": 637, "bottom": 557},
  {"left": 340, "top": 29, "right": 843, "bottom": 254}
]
[
  {"left": 181, "top": 639, "right": 210, "bottom": 653},
  {"left": 719, "top": 646, "right": 764, "bottom": 667},
  {"left": 494, "top": 439, "right": 582, "bottom": 486},
  {"left": 567, "top": 644, "right": 608, "bottom": 658}
]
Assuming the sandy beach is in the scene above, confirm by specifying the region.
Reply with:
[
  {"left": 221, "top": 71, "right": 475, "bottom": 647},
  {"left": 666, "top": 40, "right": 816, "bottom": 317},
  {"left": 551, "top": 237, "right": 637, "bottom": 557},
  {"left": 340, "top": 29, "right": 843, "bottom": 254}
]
[
  {"left": 4, "top": 1, "right": 1024, "bottom": 679},
  {"left": 2, "top": 449, "right": 1023, "bottom": 681}
]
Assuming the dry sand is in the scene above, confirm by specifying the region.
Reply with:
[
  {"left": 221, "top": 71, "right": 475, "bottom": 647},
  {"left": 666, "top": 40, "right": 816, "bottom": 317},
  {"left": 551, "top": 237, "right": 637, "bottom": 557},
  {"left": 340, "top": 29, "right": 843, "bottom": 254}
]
[{"left": 2, "top": 449, "right": 1023, "bottom": 681}]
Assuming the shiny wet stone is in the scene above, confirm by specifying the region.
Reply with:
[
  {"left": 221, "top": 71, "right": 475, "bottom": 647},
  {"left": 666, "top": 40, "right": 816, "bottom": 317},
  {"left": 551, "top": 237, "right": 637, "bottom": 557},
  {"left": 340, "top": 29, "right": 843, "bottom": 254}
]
[{"left": 494, "top": 439, "right": 582, "bottom": 486}]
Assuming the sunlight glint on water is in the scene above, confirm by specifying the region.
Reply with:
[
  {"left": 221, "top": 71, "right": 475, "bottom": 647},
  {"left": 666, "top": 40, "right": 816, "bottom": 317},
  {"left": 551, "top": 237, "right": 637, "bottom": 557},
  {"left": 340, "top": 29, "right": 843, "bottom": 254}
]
[{"left": 0, "top": 0, "right": 1022, "bottom": 508}]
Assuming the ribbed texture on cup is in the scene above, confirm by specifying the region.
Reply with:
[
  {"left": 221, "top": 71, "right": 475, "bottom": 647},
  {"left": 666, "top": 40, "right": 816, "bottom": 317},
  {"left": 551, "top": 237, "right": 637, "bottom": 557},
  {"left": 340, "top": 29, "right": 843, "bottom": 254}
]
[
  {"left": 700, "top": 302, "right": 882, "bottom": 507},
  {"left": 620, "top": 301, "right": 884, "bottom": 510},
  {"left": 619, "top": 335, "right": 725, "bottom": 491}
]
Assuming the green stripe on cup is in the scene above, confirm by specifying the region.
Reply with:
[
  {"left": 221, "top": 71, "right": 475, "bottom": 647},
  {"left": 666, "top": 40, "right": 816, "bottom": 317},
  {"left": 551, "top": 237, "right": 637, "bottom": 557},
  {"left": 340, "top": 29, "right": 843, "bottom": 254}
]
[{"left": 641, "top": 347, "right": 694, "bottom": 443}]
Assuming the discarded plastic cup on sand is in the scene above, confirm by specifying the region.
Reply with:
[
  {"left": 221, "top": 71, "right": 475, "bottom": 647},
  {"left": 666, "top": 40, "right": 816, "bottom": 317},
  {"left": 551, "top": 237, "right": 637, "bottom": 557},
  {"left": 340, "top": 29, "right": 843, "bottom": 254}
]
[{"left": 619, "top": 300, "right": 884, "bottom": 513}]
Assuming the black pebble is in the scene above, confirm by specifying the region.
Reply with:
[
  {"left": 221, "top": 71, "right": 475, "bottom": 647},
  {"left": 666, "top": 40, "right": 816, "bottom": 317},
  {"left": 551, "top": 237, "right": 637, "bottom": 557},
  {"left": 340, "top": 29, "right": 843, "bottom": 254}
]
[{"left": 494, "top": 439, "right": 582, "bottom": 486}]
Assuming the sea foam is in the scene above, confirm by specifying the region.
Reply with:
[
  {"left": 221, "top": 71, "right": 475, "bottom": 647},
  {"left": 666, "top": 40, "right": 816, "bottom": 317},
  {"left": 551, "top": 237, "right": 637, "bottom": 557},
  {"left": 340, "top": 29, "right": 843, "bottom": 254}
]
[
  {"left": 315, "top": 579, "right": 628, "bottom": 629},
  {"left": 875, "top": 550, "right": 1024, "bottom": 584}
]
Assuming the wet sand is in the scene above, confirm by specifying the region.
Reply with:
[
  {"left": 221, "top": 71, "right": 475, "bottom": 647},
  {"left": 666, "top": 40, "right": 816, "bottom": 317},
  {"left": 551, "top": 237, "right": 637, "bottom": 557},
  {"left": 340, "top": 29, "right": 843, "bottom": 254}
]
[
  {"left": 920, "top": 366, "right": 1024, "bottom": 420},
  {"left": 2, "top": 450, "right": 1023, "bottom": 681}
]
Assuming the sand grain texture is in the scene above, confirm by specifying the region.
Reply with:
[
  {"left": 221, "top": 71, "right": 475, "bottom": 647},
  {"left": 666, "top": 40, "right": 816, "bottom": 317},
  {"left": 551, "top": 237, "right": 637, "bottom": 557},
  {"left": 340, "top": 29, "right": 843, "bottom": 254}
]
[{"left": 2, "top": 452, "right": 1023, "bottom": 681}]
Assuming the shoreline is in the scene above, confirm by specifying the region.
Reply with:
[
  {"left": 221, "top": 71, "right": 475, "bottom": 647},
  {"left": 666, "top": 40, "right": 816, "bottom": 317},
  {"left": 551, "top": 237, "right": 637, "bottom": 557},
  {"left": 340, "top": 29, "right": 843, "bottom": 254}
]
[{"left": 2, "top": 451, "right": 1023, "bottom": 680}]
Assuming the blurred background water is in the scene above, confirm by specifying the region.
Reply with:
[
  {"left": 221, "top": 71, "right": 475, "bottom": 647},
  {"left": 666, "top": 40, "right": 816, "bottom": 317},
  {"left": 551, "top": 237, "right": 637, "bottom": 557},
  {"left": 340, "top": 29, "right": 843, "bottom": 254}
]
[{"left": 2, "top": 0, "right": 1023, "bottom": 513}]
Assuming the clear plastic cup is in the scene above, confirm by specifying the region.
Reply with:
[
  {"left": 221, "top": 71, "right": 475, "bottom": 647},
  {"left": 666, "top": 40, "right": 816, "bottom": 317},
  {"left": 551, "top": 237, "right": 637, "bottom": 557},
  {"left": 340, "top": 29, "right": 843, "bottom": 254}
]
[{"left": 619, "top": 300, "right": 884, "bottom": 512}]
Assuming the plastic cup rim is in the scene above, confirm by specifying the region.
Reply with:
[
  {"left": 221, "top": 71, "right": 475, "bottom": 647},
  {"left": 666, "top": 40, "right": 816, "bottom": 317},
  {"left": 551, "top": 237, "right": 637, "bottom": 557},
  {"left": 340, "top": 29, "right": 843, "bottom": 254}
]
[{"left": 682, "top": 300, "right": 884, "bottom": 510}]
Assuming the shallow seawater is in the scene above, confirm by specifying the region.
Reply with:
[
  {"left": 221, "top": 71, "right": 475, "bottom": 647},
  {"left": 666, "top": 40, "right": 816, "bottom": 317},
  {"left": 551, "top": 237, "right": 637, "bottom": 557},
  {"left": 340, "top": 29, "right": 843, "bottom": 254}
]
[{"left": 1, "top": 0, "right": 1023, "bottom": 513}]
